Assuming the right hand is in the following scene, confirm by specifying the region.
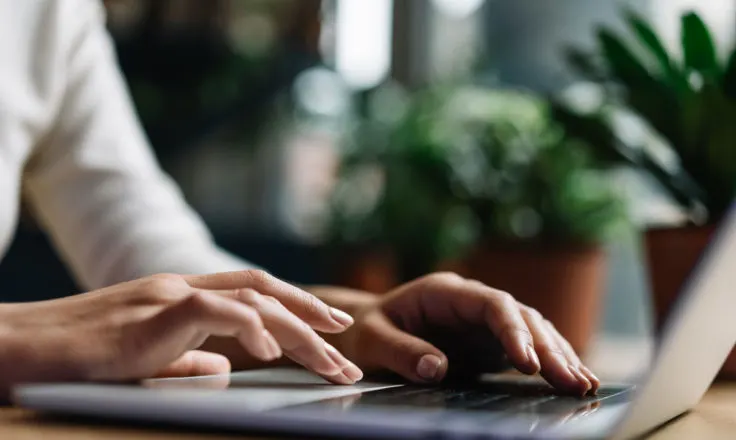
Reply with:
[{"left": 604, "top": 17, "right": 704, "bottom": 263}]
[
  {"left": 333, "top": 273, "right": 600, "bottom": 396},
  {"left": 0, "top": 271, "right": 363, "bottom": 396}
]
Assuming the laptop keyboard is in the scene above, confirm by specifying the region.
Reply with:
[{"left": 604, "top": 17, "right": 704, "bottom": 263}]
[{"left": 305, "top": 381, "right": 630, "bottom": 415}]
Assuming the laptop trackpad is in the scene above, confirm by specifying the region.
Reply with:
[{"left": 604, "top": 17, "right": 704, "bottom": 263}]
[{"left": 139, "top": 368, "right": 401, "bottom": 411}]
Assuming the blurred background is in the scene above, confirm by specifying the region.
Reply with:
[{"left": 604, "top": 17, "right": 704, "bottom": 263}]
[{"left": 2, "top": 0, "right": 735, "bottom": 357}]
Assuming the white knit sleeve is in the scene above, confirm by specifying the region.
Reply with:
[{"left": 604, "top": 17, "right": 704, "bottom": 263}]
[{"left": 24, "top": 0, "right": 255, "bottom": 289}]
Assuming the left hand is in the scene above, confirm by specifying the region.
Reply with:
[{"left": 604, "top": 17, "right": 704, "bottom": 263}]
[{"left": 332, "top": 273, "right": 600, "bottom": 396}]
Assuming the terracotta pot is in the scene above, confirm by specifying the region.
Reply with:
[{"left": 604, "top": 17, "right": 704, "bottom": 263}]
[
  {"left": 644, "top": 225, "right": 736, "bottom": 380},
  {"left": 333, "top": 248, "right": 399, "bottom": 294},
  {"left": 450, "top": 244, "right": 607, "bottom": 356}
]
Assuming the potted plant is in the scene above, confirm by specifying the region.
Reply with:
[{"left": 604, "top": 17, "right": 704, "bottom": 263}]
[
  {"left": 555, "top": 10, "right": 736, "bottom": 376},
  {"left": 328, "top": 85, "right": 625, "bottom": 354},
  {"left": 326, "top": 86, "right": 464, "bottom": 292}
]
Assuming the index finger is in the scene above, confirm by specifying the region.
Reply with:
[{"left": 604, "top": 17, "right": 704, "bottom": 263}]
[{"left": 184, "top": 270, "right": 353, "bottom": 333}]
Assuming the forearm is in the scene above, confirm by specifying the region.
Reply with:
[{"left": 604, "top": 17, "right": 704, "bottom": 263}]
[{"left": 200, "top": 286, "right": 379, "bottom": 370}]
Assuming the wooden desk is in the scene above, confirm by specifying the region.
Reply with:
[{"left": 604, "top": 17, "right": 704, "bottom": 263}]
[
  {"left": 1, "top": 337, "right": 733, "bottom": 439},
  {"left": 647, "top": 383, "right": 736, "bottom": 440}
]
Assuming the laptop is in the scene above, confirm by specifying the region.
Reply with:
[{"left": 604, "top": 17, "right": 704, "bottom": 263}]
[{"left": 13, "top": 209, "right": 736, "bottom": 439}]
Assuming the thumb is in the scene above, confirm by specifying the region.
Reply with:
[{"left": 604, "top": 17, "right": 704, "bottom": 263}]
[
  {"left": 153, "top": 350, "right": 232, "bottom": 378},
  {"left": 360, "top": 313, "right": 448, "bottom": 383}
]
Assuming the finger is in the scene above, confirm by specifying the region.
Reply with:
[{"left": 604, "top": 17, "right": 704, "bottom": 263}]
[
  {"left": 144, "top": 374, "right": 232, "bottom": 391},
  {"left": 323, "top": 343, "right": 364, "bottom": 384},
  {"left": 359, "top": 312, "right": 448, "bottom": 383},
  {"left": 579, "top": 365, "right": 601, "bottom": 395},
  {"left": 400, "top": 274, "right": 539, "bottom": 374},
  {"left": 224, "top": 289, "right": 353, "bottom": 379},
  {"left": 319, "top": 371, "right": 362, "bottom": 386},
  {"left": 542, "top": 320, "right": 591, "bottom": 395},
  {"left": 519, "top": 306, "right": 589, "bottom": 396},
  {"left": 546, "top": 322, "right": 600, "bottom": 395},
  {"left": 113, "top": 293, "right": 276, "bottom": 381},
  {"left": 185, "top": 270, "right": 354, "bottom": 333},
  {"left": 317, "top": 343, "right": 365, "bottom": 386},
  {"left": 149, "top": 292, "right": 281, "bottom": 365},
  {"left": 153, "top": 350, "right": 231, "bottom": 378}
]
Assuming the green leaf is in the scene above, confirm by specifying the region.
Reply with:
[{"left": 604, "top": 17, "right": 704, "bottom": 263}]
[
  {"left": 682, "top": 12, "right": 720, "bottom": 77},
  {"left": 596, "top": 28, "right": 681, "bottom": 145},
  {"left": 625, "top": 9, "right": 689, "bottom": 93},
  {"left": 598, "top": 28, "right": 652, "bottom": 85},
  {"left": 549, "top": 102, "right": 634, "bottom": 165},
  {"left": 550, "top": 102, "right": 702, "bottom": 211},
  {"left": 723, "top": 50, "right": 736, "bottom": 99},
  {"left": 625, "top": 85, "right": 682, "bottom": 146},
  {"left": 698, "top": 83, "right": 736, "bottom": 215},
  {"left": 639, "top": 153, "right": 705, "bottom": 211},
  {"left": 680, "top": 88, "right": 708, "bottom": 158}
]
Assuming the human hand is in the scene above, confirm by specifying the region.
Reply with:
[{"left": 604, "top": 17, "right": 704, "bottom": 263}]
[
  {"left": 0, "top": 271, "right": 363, "bottom": 395},
  {"left": 334, "top": 273, "right": 600, "bottom": 396}
]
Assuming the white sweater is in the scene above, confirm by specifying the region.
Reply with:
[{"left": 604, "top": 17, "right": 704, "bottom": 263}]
[{"left": 0, "top": 0, "right": 251, "bottom": 289}]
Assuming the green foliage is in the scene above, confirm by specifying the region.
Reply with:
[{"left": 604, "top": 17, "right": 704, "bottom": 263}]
[
  {"left": 682, "top": 13, "right": 719, "bottom": 77},
  {"left": 559, "top": 9, "right": 736, "bottom": 221},
  {"left": 328, "top": 86, "right": 624, "bottom": 274}
]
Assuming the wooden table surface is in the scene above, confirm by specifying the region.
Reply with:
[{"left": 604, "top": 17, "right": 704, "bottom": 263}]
[{"left": 1, "top": 337, "right": 734, "bottom": 439}]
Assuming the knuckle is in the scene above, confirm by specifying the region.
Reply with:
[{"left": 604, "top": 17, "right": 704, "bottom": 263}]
[
  {"left": 146, "top": 273, "right": 184, "bottom": 288},
  {"left": 483, "top": 291, "right": 517, "bottom": 320},
  {"left": 187, "top": 291, "right": 211, "bottom": 307},
  {"left": 500, "top": 323, "right": 531, "bottom": 341},
  {"left": 521, "top": 306, "right": 543, "bottom": 322},
  {"left": 295, "top": 317, "right": 316, "bottom": 335},
  {"left": 493, "top": 290, "right": 516, "bottom": 307},
  {"left": 543, "top": 319, "right": 557, "bottom": 331},
  {"left": 148, "top": 273, "right": 182, "bottom": 283},
  {"left": 240, "top": 306, "right": 264, "bottom": 327},
  {"left": 141, "top": 274, "right": 187, "bottom": 300},
  {"left": 299, "top": 293, "right": 325, "bottom": 316},
  {"left": 564, "top": 341, "right": 579, "bottom": 357},
  {"left": 535, "top": 341, "right": 563, "bottom": 356},
  {"left": 426, "top": 272, "right": 464, "bottom": 286},
  {"left": 467, "top": 279, "right": 488, "bottom": 290},
  {"left": 236, "top": 288, "right": 260, "bottom": 305},
  {"left": 243, "top": 269, "right": 272, "bottom": 287},
  {"left": 182, "top": 291, "right": 214, "bottom": 317},
  {"left": 279, "top": 287, "right": 326, "bottom": 317}
]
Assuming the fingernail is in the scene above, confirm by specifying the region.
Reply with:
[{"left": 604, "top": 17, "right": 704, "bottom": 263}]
[
  {"left": 263, "top": 330, "right": 282, "bottom": 360},
  {"left": 329, "top": 308, "right": 355, "bottom": 327},
  {"left": 330, "top": 372, "right": 356, "bottom": 385},
  {"left": 343, "top": 364, "right": 364, "bottom": 382},
  {"left": 324, "top": 342, "right": 364, "bottom": 383},
  {"left": 568, "top": 365, "right": 592, "bottom": 396},
  {"left": 416, "top": 355, "right": 443, "bottom": 382},
  {"left": 580, "top": 366, "right": 601, "bottom": 394},
  {"left": 580, "top": 365, "right": 600, "bottom": 384},
  {"left": 526, "top": 345, "right": 541, "bottom": 373}
]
